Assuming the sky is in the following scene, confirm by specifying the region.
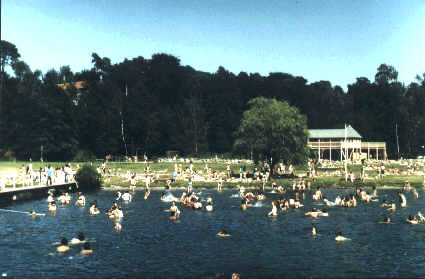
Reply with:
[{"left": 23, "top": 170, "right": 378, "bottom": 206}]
[{"left": 2, "top": 0, "right": 425, "bottom": 90}]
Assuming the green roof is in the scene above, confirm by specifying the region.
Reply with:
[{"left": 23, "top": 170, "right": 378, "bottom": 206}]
[{"left": 308, "top": 125, "right": 362, "bottom": 139}]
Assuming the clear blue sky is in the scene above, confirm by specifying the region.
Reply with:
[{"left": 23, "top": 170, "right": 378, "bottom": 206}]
[{"left": 2, "top": 0, "right": 425, "bottom": 90}]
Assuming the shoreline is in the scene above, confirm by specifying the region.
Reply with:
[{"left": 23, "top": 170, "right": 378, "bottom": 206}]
[{"left": 101, "top": 184, "right": 407, "bottom": 191}]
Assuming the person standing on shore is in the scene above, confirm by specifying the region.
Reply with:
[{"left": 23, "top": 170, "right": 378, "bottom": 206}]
[{"left": 46, "top": 166, "right": 53, "bottom": 186}]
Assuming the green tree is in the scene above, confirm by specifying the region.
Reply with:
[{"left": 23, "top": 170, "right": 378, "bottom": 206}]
[
  {"left": 234, "top": 97, "right": 309, "bottom": 165},
  {"left": 0, "top": 40, "right": 21, "bottom": 146}
]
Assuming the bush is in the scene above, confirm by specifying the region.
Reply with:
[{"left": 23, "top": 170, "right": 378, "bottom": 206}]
[{"left": 75, "top": 165, "right": 102, "bottom": 190}]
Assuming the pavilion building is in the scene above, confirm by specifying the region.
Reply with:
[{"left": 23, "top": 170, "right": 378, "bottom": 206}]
[{"left": 308, "top": 125, "right": 387, "bottom": 161}]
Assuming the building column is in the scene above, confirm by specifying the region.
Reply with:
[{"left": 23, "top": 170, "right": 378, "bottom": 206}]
[
  {"left": 318, "top": 139, "right": 321, "bottom": 161},
  {"left": 330, "top": 139, "right": 332, "bottom": 161}
]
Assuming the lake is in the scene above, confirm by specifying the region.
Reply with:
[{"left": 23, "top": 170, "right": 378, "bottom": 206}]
[{"left": 0, "top": 188, "right": 424, "bottom": 278}]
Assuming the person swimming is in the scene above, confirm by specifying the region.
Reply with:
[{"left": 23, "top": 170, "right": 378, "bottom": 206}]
[
  {"left": 382, "top": 216, "right": 391, "bottom": 224},
  {"left": 80, "top": 242, "right": 93, "bottom": 255},
  {"left": 241, "top": 199, "right": 248, "bottom": 211},
  {"left": 76, "top": 193, "right": 86, "bottom": 206},
  {"left": 389, "top": 201, "right": 396, "bottom": 211},
  {"left": 57, "top": 237, "right": 70, "bottom": 253},
  {"left": 217, "top": 228, "right": 230, "bottom": 237},
  {"left": 312, "top": 226, "right": 317, "bottom": 236},
  {"left": 121, "top": 191, "right": 132, "bottom": 202},
  {"left": 48, "top": 201, "right": 57, "bottom": 212},
  {"left": 70, "top": 232, "right": 85, "bottom": 245},
  {"left": 89, "top": 202, "right": 100, "bottom": 215},
  {"left": 413, "top": 188, "right": 419, "bottom": 199},
  {"left": 29, "top": 210, "right": 37, "bottom": 216},
  {"left": 169, "top": 201, "right": 180, "bottom": 220},
  {"left": 335, "top": 229, "right": 350, "bottom": 242},
  {"left": 57, "top": 193, "right": 67, "bottom": 205},
  {"left": 114, "top": 222, "right": 122, "bottom": 231},
  {"left": 144, "top": 188, "right": 150, "bottom": 200},
  {"left": 381, "top": 199, "right": 390, "bottom": 207},
  {"left": 406, "top": 215, "right": 418, "bottom": 225},
  {"left": 268, "top": 201, "right": 278, "bottom": 217},
  {"left": 47, "top": 193, "right": 54, "bottom": 203},
  {"left": 305, "top": 208, "right": 320, "bottom": 218},
  {"left": 398, "top": 192, "right": 407, "bottom": 208},
  {"left": 205, "top": 197, "right": 213, "bottom": 212}
]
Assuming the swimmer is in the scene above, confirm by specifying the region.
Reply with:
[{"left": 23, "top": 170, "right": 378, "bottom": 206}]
[
  {"left": 305, "top": 208, "right": 320, "bottom": 219},
  {"left": 413, "top": 188, "right": 419, "bottom": 199},
  {"left": 257, "top": 193, "right": 265, "bottom": 201},
  {"left": 398, "top": 192, "right": 407, "bottom": 208},
  {"left": 80, "top": 242, "right": 93, "bottom": 255},
  {"left": 48, "top": 201, "right": 57, "bottom": 212},
  {"left": 217, "top": 229, "right": 230, "bottom": 237},
  {"left": 70, "top": 232, "right": 85, "bottom": 245},
  {"left": 205, "top": 197, "right": 213, "bottom": 212},
  {"left": 114, "top": 222, "right": 122, "bottom": 231},
  {"left": 47, "top": 193, "right": 54, "bottom": 203},
  {"left": 323, "top": 198, "right": 335, "bottom": 206},
  {"left": 57, "top": 238, "right": 70, "bottom": 253},
  {"left": 144, "top": 188, "right": 150, "bottom": 200},
  {"left": 381, "top": 199, "right": 390, "bottom": 207},
  {"left": 232, "top": 273, "right": 240, "bottom": 279},
  {"left": 169, "top": 201, "right": 180, "bottom": 220},
  {"left": 388, "top": 201, "right": 396, "bottom": 211},
  {"left": 268, "top": 201, "right": 278, "bottom": 217},
  {"left": 89, "top": 202, "right": 100, "bottom": 215},
  {"left": 334, "top": 195, "right": 342, "bottom": 206},
  {"left": 406, "top": 215, "right": 418, "bottom": 225},
  {"left": 75, "top": 193, "right": 86, "bottom": 206},
  {"left": 29, "top": 210, "right": 37, "bottom": 216},
  {"left": 241, "top": 199, "right": 247, "bottom": 211},
  {"left": 193, "top": 199, "right": 202, "bottom": 210},
  {"left": 64, "top": 193, "right": 71, "bottom": 204},
  {"left": 179, "top": 192, "right": 187, "bottom": 204},
  {"left": 57, "top": 193, "right": 67, "bottom": 205},
  {"left": 312, "top": 226, "right": 317, "bottom": 236},
  {"left": 115, "top": 206, "right": 124, "bottom": 218},
  {"left": 121, "top": 191, "right": 132, "bottom": 202},
  {"left": 335, "top": 229, "right": 350, "bottom": 242}
]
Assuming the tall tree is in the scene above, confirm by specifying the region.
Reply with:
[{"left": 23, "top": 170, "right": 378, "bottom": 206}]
[{"left": 234, "top": 97, "right": 309, "bottom": 165}]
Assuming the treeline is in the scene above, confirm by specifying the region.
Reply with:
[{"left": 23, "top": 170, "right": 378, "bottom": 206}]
[{"left": 1, "top": 40, "right": 425, "bottom": 161}]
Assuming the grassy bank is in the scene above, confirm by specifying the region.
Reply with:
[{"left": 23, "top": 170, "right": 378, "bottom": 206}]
[{"left": 0, "top": 160, "right": 423, "bottom": 191}]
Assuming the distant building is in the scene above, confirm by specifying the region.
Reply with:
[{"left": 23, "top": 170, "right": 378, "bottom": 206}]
[
  {"left": 56, "top": 81, "right": 86, "bottom": 90},
  {"left": 308, "top": 125, "right": 387, "bottom": 161}
]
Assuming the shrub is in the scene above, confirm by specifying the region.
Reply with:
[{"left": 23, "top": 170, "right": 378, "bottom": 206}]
[{"left": 75, "top": 165, "right": 102, "bottom": 190}]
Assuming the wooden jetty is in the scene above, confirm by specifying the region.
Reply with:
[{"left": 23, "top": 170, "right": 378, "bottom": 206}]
[{"left": 0, "top": 183, "right": 78, "bottom": 205}]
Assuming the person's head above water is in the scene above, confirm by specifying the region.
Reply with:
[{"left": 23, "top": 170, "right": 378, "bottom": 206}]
[
  {"left": 77, "top": 232, "right": 85, "bottom": 241},
  {"left": 61, "top": 237, "right": 68, "bottom": 246}
]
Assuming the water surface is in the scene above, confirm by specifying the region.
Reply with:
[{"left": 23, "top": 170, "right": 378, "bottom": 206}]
[{"left": 0, "top": 188, "right": 424, "bottom": 278}]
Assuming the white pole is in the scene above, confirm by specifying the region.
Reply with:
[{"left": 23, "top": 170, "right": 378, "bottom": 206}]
[{"left": 344, "top": 124, "right": 348, "bottom": 181}]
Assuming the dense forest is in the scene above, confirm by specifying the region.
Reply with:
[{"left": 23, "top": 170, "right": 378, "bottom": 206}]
[{"left": 1, "top": 40, "right": 425, "bottom": 161}]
